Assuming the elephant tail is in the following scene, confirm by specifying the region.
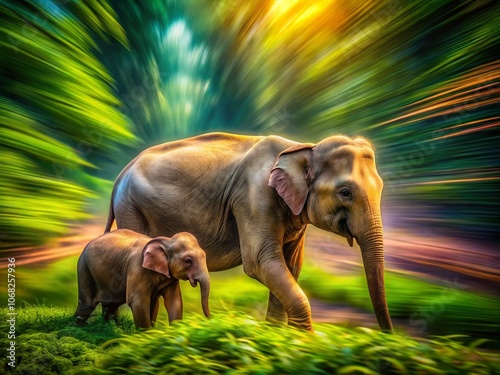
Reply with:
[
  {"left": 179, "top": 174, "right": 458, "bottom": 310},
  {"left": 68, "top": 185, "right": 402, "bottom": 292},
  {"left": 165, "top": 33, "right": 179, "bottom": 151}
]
[
  {"left": 103, "top": 188, "right": 115, "bottom": 234},
  {"left": 103, "top": 155, "right": 140, "bottom": 234}
]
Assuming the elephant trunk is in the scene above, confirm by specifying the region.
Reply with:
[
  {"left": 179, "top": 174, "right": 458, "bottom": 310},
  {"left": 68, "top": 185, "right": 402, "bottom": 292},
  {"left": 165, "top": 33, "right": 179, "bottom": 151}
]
[
  {"left": 198, "top": 274, "right": 211, "bottom": 318},
  {"left": 358, "top": 217, "right": 393, "bottom": 333}
]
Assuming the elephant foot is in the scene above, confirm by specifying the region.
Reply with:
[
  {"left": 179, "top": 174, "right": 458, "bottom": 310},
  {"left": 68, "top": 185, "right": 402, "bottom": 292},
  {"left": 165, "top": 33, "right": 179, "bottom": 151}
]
[
  {"left": 285, "top": 296, "right": 314, "bottom": 331},
  {"left": 287, "top": 316, "right": 314, "bottom": 331},
  {"left": 75, "top": 303, "right": 94, "bottom": 325},
  {"left": 102, "top": 302, "right": 121, "bottom": 323}
]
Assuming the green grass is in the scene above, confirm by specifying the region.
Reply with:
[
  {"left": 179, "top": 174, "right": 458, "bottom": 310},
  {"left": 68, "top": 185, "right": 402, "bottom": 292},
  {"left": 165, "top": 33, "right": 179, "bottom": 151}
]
[
  {"left": 299, "top": 266, "right": 500, "bottom": 341},
  {"left": 0, "top": 307, "right": 498, "bottom": 375},
  {"left": 2, "top": 256, "right": 498, "bottom": 344},
  {"left": 0, "top": 306, "right": 134, "bottom": 374},
  {"left": 0, "top": 256, "right": 500, "bottom": 338}
]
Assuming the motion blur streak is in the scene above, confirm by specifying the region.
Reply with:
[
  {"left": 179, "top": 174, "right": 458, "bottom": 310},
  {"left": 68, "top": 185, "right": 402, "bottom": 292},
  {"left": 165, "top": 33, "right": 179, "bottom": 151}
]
[
  {"left": 373, "top": 62, "right": 500, "bottom": 127},
  {"left": 396, "top": 177, "right": 500, "bottom": 186}
]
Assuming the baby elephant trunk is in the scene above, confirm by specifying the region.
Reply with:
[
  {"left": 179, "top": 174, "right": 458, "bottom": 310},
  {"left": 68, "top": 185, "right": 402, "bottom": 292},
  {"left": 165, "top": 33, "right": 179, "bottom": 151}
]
[{"left": 198, "top": 275, "right": 211, "bottom": 318}]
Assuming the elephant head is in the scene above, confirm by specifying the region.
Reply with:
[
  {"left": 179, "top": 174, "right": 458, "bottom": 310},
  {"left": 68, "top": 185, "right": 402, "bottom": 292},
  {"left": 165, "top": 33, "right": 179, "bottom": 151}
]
[
  {"left": 142, "top": 233, "right": 211, "bottom": 318},
  {"left": 269, "top": 136, "right": 393, "bottom": 332}
]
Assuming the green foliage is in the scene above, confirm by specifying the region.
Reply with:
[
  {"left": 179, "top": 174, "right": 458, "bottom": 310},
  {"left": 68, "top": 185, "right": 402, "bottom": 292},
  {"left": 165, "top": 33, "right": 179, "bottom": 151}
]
[
  {"left": 1, "top": 307, "right": 498, "bottom": 375},
  {"left": 8, "top": 305, "right": 135, "bottom": 344},
  {"left": 0, "top": 306, "right": 135, "bottom": 374},
  {"left": 299, "top": 265, "right": 500, "bottom": 342},
  {"left": 0, "top": 0, "right": 135, "bottom": 249},
  {"left": 89, "top": 314, "right": 500, "bottom": 374},
  {"left": 7, "top": 332, "right": 99, "bottom": 374}
]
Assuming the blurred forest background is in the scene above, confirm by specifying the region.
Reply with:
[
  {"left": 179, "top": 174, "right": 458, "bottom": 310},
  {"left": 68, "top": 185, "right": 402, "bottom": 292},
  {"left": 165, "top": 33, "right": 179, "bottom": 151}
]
[
  {"left": 1, "top": 0, "right": 499, "bottom": 350},
  {"left": 1, "top": 0, "right": 499, "bottom": 250}
]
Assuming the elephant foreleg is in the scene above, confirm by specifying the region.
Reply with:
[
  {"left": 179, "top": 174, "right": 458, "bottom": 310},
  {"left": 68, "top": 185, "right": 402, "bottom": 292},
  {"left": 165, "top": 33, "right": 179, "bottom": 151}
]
[
  {"left": 150, "top": 297, "right": 160, "bottom": 327},
  {"left": 127, "top": 281, "right": 152, "bottom": 328},
  {"left": 240, "top": 233, "right": 312, "bottom": 331},
  {"left": 257, "top": 257, "right": 312, "bottom": 330},
  {"left": 265, "top": 234, "right": 306, "bottom": 324},
  {"left": 75, "top": 261, "right": 97, "bottom": 324},
  {"left": 163, "top": 281, "right": 183, "bottom": 323},
  {"left": 266, "top": 293, "right": 287, "bottom": 323},
  {"left": 129, "top": 298, "right": 152, "bottom": 328}
]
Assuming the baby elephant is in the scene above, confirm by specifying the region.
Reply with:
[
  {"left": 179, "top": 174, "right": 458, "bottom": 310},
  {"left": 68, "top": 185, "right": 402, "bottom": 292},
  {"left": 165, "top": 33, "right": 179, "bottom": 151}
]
[{"left": 75, "top": 229, "right": 210, "bottom": 328}]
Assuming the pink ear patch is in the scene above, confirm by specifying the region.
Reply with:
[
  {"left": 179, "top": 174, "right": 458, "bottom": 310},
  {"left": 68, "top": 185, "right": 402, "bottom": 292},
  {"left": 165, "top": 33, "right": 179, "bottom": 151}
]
[
  {"left": 269, "top": 168, "right": 308, "bottom": 215},
  {"left": 142, "top": 244, "right": 171, "bottom": 278}
]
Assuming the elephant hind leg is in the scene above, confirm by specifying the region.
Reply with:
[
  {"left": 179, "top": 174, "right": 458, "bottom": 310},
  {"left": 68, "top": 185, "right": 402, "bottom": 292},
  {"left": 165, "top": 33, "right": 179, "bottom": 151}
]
[
  {"left": 114, "top": 202, "right": 151, "bottom": 235},
  {"left": 75, "top": 301, "right": 97, "bottom": 324},
  {"left": 75, "top": 261, "right": 98, "bottom": 324}
]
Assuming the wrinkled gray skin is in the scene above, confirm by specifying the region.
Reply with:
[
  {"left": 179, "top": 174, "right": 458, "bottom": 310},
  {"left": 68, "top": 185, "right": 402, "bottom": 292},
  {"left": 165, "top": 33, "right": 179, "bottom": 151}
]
[
  {"left": 105, "top": 132, "right": 392, "bottom": 332},
  {"left": 75, "top": 229, "right": 210, "bottom": 328}
]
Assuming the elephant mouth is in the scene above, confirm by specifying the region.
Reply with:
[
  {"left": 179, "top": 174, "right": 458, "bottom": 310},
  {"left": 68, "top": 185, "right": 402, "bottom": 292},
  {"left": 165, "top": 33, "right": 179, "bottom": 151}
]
[
  {"left": 339, "top": 218, "right": 354, "bottom": 247},
  {"left": 189, "top": 276, "right": 198, "bottom": 288}
]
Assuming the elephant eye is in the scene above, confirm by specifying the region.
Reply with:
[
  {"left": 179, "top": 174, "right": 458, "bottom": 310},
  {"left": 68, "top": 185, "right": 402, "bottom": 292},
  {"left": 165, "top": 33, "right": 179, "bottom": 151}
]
[
  {"left": 184, "top": 257, "right": 193, "bottom": 267},
  {"left": 339, "top": 188, "right": 352, "bottom": 199}
]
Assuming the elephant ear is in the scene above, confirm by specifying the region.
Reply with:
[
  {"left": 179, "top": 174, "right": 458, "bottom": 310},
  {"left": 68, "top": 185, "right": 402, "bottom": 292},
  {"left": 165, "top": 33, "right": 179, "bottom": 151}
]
[
  {"left": 142, "top": 238, "right": 171, "bottom": 278},
  {"left": 268, "top": 143, "right": 315, "bottom": 215}
]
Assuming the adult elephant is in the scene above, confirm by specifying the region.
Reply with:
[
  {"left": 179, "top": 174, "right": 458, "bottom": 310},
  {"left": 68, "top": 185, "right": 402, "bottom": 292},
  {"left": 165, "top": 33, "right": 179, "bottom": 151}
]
[{"left": 105, "top": 132, "right": 393, "bottom": 332}]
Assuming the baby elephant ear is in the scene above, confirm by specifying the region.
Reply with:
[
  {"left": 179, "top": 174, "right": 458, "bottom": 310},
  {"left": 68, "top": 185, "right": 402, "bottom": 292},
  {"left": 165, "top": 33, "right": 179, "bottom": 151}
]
[
  {"left": 268, "top": 143, "right": 315, "bottom": 215},
  {"left": 142, "top": 238, "right": 170, "bottom": 278}
]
